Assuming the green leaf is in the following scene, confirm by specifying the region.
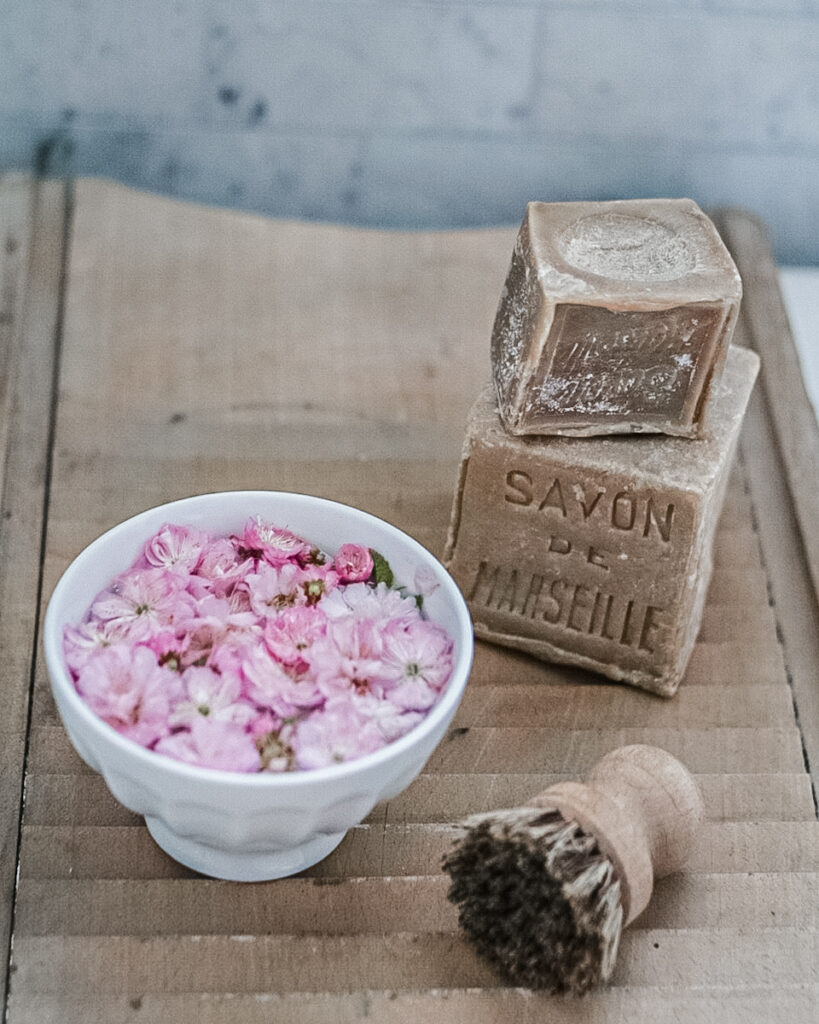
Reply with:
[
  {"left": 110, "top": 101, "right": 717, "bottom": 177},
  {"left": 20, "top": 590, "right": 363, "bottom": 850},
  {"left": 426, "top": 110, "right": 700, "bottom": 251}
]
[{"left": 369, "top": 549, "right": 395, "bottom": 588}]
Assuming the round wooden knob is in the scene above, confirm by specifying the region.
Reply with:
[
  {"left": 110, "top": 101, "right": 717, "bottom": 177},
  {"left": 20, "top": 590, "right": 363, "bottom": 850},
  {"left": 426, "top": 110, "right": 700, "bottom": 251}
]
[{"left": 530, "top": 744, "right": 704, "bottom": 924}]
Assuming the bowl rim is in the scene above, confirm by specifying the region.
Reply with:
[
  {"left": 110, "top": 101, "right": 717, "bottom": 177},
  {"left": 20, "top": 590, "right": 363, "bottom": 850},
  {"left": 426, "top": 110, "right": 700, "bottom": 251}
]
[{"left": 43, "top": 489, "right": 474, "bottom": 788}]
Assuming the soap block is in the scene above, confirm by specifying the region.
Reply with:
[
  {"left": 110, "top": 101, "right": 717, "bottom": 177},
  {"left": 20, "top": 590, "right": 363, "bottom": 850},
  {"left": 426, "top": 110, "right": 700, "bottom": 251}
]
[
  {"left": 492, "top": 198, "right": 742, "bottom": 438},
  {"left": 445, "top": 345, "right": 759, "bottom": 696}
]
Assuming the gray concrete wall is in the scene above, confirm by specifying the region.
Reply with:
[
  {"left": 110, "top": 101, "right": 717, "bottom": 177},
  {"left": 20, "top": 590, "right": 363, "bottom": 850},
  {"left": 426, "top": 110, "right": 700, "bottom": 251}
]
[{"left": 2, "top": 1, "right": 817, "bottom": 262}]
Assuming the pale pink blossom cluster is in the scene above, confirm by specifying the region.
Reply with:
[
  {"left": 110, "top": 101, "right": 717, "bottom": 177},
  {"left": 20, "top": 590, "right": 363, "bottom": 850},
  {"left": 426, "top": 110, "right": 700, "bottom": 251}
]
[{"left": 64, "top": 518, "right": 453, "bottom": 773}]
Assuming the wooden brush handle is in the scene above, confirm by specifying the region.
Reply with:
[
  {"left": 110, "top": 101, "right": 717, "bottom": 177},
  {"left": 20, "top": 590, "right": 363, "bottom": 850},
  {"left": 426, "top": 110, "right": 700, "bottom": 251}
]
[{"left": 530, "top": 744, "right": 704, "bottom": 925}]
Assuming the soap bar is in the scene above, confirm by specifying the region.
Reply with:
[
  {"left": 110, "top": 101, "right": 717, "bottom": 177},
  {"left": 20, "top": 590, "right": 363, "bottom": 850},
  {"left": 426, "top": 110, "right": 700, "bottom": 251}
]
[
  {"left": 492, "top": 198, "right": 742, "bottom": 438},
  {"left": 444, "top": 345, "right": 759, "bottom": 696}
]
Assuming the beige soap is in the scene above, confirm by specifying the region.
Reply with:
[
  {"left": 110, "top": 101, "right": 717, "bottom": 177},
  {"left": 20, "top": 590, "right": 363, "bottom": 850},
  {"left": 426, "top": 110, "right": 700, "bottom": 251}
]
[
  {"left": 492, "top": 198, "right": 742, "bottom": 438},
  {"left": 445, "top": 344, "right": 759, "bottom": 696}
]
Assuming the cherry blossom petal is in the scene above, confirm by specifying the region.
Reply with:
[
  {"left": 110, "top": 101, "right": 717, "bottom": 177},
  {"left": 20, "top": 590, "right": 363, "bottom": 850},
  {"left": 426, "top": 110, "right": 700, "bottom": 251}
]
[
  {"left": 354, "top": 693, "right": 425, "bottom": 742},
  {"left": 311, "top": 617, "right": 388, "bottom": 697},
  {"left": 155, "top": 718, "right": 260, "bottom": 772},
  {"left": 264, "top": 605, "right": 327, "bottom": 667},
  {"left": 320, "top": 582, "right": 420, "bottom": 627},
  {"left": 245, "top": 562, "right": 308, "bottom": 617},
  {"left": 168, "top": 665, "right": 254, "bottom": 728},
  {"left": 192, "top": 538, "right": 254, "bottom": 597},
  {"left": 243, "top": 517, "right": 311, "bottom": 566},
  {"left": 143, "top": 523, "right": 208, "bottom": 574},
  {"left": 63, "top": 618, "right": 134, "bottom": 674},
  {"left": 75, "top": 645, "right": 181, "bottom": 746},
  {"left": 240, "top": 646, "right": 323, "bottom": 717},
  {"left": 291, "top": 697, "right": 386, "bottom": 769},
  {"left": 377, "top": 619, "right": 454, "bottom": 692},
  {"left": 91, "top": 568, "right": 195, "bottom": 642}
]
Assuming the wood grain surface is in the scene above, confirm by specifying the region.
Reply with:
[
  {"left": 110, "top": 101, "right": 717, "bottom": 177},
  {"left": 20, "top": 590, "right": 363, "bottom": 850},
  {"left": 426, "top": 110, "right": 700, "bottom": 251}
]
[
  {"left": 0, "top": 175, "right": 67, "bottom": 1008},
  {"left": 2, "top": 178, "right": 816, "bottom": 1022}
]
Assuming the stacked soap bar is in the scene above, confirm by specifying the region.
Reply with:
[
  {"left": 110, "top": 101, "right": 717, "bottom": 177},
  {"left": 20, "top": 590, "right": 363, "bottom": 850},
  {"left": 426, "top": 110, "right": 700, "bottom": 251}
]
[
  {"left": 446, "top": 198, "right": 758, "bottom": 696},
  {"left": 492, "top": 199, "right": 742, "bottom": 438},
  {"left": 444, "top": 346, "right": 759, "bottom": 696}
]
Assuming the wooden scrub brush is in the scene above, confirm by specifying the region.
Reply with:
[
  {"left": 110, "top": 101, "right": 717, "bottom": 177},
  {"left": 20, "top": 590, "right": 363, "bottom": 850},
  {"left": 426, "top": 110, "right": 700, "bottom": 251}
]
[{"left": 442, "top": 744, "right": 704, "bottom": 995}]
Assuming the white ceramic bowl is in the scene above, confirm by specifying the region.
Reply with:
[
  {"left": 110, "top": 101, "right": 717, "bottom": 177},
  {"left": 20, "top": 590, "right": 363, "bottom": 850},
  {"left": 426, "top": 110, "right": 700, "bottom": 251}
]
[{"left": 44, "top": 491, "right": 474, "bottom": 881}]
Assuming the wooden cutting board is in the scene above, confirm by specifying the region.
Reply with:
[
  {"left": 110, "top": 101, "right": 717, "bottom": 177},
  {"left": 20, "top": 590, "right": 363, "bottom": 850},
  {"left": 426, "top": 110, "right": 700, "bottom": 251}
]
[{"left": 1, "top": 176, "right": 817, "bottom": 1023}]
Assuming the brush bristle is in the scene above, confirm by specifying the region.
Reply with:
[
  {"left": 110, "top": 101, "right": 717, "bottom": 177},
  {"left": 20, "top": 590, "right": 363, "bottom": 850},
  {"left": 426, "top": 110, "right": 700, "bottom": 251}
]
[{"left": 442, "top": 807, "right": 623, "bottom": 995}]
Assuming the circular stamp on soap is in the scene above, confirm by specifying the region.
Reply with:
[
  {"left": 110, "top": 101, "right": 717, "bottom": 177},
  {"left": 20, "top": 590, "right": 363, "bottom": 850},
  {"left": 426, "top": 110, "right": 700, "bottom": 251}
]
[{"left": 557, "top": 213, "right": 696, "bottom": 282}]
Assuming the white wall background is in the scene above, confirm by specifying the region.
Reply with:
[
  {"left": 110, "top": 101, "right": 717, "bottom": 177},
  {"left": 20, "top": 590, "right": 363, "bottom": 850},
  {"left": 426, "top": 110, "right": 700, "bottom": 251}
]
[{"left": 2, "top": 0, "right": 818, "bottom": 262}]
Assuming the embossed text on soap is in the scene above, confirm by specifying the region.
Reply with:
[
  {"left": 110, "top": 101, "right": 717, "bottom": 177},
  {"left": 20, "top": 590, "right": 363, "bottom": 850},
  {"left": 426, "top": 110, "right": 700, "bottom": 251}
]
[
  {"left": 468, "top": 559, "right": 670, "bottom": 658},
  {"left": 503, "top": 469, "right": 677, "bottom": 545},
  {"left": 531, "top": 304, "right": 722, "bottom": 420}
]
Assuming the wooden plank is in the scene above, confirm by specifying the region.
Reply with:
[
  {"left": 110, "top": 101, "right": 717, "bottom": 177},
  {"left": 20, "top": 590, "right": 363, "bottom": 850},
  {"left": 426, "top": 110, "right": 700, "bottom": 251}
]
[
  {"left": 712, "top": 526, "right": 765, "bottom": 569},
  {"left": 13, "top": 819, "right": 818, "bottom": 902},
  {"left": 11, "top": 871, "right": 818, "bottom": 932},
  {"left": 11, "top": 988, "right": 819, "bottom": 1024},
  {"left": 470, "top": 633, "right": 788, "bottom": 689},
  {"left": 20, "top": 770, "right": 814, "bottom": 835},
  {"left": 25, "top": 642, "right": 783, "bottom": 737},
  {"left": 718, "top": 209, "right": 819, "bottom": 608},
  {"left": 454, "top": 683, "right": 793, "bottom": 729},
  {"left": 425, "top": 727, "right": 805, "bottom": 774},
  {"left": 381, "top": 770, "right": 817, "bottom": 824},
  {"left": 8, "top": 930, "right": 819, "bottom": 993},
  {"left": 714, "top": 212, "right": 819, "bottom": 798},
  {"left": 19, "top": 817, "right": 819, "bottom": 882},
  {"left": 704, "top": 564, "right": 770, "bottom": 604},
  {"left": 715, "top": 209, "right": 819, "bottom": 798},
  {"left": 736, "top": 388, "right": 819, "bottom": 798},
  {"left": 682, "top": 636, "right": 787, "bottom": 687},
  {"left": 0, "top": 177, "right": 28, "bottom": 500},
  {"left": 697, "top": 601, "right": 778, "bottom": 643},
  {"left": 0, "top": 175, "right": 67, "bottom": 1010}
]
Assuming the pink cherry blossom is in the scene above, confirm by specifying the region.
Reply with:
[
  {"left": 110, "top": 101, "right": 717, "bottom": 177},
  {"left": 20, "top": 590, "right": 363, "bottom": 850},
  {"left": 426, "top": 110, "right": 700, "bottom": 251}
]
[
  {"left": 242, "top": 517, "right": 311, "bottom": 566},
  {"left": 143, "top": 523, "right": 208, "bottom": 574},
  {"left": 189, "top": 593, "right": 260, "bottom": 636},
  {"left": 245, "top": 562, "right": 307, "bottom": 616},
  {"left": 75, "top": 644, "right": 181, "bottom": 746},
  {"left": 264, "top": 605, "right": 328, "bottom": 669},
  {"left": 333, "top": 544, "right": 374, "bottom": 583},
  {"left": 168, "top": 665, "right": 255, "bottom": 728},
  {"left": 298, "top": 563, "right": 339, "bottom": 606},
  {"left": 91, "top": 568, "right": 195, "bottom": 642},
  {"left": 240, "top": 646, "right": 323, "bottom": 717},
  {"left": 192, "top": 538, "right": 254, "bottom": 597},
  {"left": 377, "top": 619, "right": 454, "bottom": 697},
  {"left": 155, "top": 718, "right": 260, "bottom": 772},
  {"left": 320, "top": 581, "right": 420, "bottom": 627},
  {"left": 143, "top": 628, "right": 189, "bottom": 672},
  {"left": 177, "top": 594, "right": 261, "bottom": 668},
  {"left": 354, "top": 692, "right": 425, "bottom": 742},
  {"left": 291, "top": 696, "right": 386, "bottom": 769},
  {"left": 207, "top": 640, "right": 254, "bottom": 681},
  {"left": 381, "top": 674, "right": 438, "bottom": 712},
  {"left": 225, "top": 586, "right": 254, "bottom": 616},
  {"left": 311, "top": 617, "right": 388, "bottom": 697},
  {"left": 63, "top": 617, "right": 134, "bottom": 673}
]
